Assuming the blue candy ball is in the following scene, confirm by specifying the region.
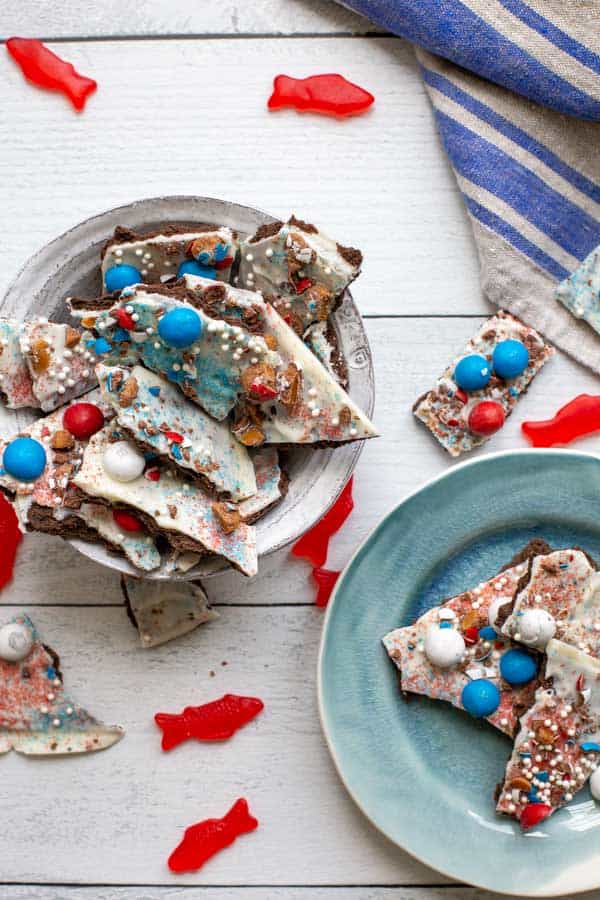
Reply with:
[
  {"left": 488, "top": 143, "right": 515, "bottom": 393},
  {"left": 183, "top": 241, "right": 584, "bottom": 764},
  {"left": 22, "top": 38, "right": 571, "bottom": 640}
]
[
  {"left": 158, "top": 307, "right": 202, "bottom": 349},
  {"left": 177, "top": 260, "right": 216, "bottom": 280},
  {"left": 454, "top": 355, "right": 491, "bottom": 392},
  {"left": 479, "top": 626, "right": 497, "bottom": 641},
  {"left": 500, "top": 649, "right": 538, "bottom": 685},
  {"left": 492, "top": 340, "right": 529, "bottom": 380},
  {"left": 104, "top": 264, "right": 142, "bottom": 293},
  {"left": 461, "top": 679, "right": 500, "bottom": 717},
  {"left": 3, "top": 437, "right": 47, "bottom": 481}
]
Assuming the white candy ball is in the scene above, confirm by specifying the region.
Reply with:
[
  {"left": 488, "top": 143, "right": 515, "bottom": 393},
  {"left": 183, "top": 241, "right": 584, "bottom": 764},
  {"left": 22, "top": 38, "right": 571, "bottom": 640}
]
[
  {"left": 590, "top": 767, "right": 600, "bottom": 802},
  {"left": 102, "top": 441, "right": 145, "bottom": 482},
  {"left": 424, "top": 625, "right": 465, "bottom": 668},
  {"left": 518, "top": 608, "right": 556, "bottom": 649},
  {"left": 488, "top": 595, "right": 510, "bottom": 631},
  {"left": 0, "top": 622, "right": 34, "bottom": 662}
]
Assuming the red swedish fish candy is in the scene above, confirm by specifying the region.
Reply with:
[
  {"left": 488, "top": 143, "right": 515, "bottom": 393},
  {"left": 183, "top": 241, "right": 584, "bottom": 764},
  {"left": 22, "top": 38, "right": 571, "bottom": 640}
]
[
  {"left": 0, "top": 494, "right": 22, "bottom": 590},
  {"left": 520, "top": 803, "right": 552, "bottom": 830},
  {"left": 522, "top": 394, "right": 600, "bottom": 448},
  {"left": 292, "top": 477, "right": 354, "bottom": 567},
  {"left": 312, "top": 568, "right": 340, "bottom": 607},
  {"left": 268, "top": 74, "right": 374, "bottom": 118},
  {"left": 6, "top": 38, "right": 97, "bottom": 111},
  {"left": 468, "top": 401, "right": 505, "bottom": 436}
]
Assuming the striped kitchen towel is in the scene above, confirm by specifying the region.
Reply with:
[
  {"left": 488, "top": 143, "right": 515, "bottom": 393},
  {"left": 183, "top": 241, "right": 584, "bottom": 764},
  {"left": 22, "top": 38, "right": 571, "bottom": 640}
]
[{"left": 339, "top": 1, "right": 600, "bottom": 372}]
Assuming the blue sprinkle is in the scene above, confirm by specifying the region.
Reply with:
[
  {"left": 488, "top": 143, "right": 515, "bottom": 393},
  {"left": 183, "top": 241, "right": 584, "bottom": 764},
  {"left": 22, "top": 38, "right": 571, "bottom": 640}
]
[
  {"left": 143, "top": 452, "right": 158, "bottom": 462},
  {"left": 113, "top": 327, "right": 131, "bottom": 342},
  {"left": 85, "top": 339, "right": 96, "bottom": 350},
  {"left": 559, "top": 563, "right": 569, "bottom": 569},
  {"left": 148, "top": 386, "right": 161, "bottom": 397},
  {"left": 120, "top": 286, "right": 136, "bottom": 298},
  {"left": 171, "top": 444, "right": 182, "bottom": 460},
  {"left": 407, "top": 643, "right": 416, "bottom": 651},
  {"left": 106, "top": 373, "right": 113, "bottom": 392},
  {"left": 439, "top": 621, "right": 452, "bottom": 629},
  {"left": 479, "top": 626, "right": 497, "bottom": 641},
  {"left": 47, "top": 666, "right": 57, "bottom": 680},
  {"left": 94, "top": 337, "right": 112, "bottom": 355},
  {"left": 580, "top": 742, "right": 600, "bottom": 752},
  {"left": 519, "top": 752, "right": 531, "bottom": 759},
  {"left": 509, "top": 387, "right": 518, "bottom": 397},
  {"left": 537, "top": 771, "right": 550, "bottom": 782},
  {"left": 528, "top": 789, "right": 539, "bottom": 802}
]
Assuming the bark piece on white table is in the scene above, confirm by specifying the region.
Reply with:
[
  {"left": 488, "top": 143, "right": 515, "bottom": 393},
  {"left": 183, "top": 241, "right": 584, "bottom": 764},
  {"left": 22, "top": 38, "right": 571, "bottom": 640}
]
[
  {"left": 555, "top": 244, "right": 600, "bottom": 336},
  {"left": 0, "top": 613, "right": 123, "bottom": 756},
  {"left": 413, "top": 311, "right": 554, "bottom": 457},
  {"left": 121, "top": 576, "right": 218, "bottom": 648}
]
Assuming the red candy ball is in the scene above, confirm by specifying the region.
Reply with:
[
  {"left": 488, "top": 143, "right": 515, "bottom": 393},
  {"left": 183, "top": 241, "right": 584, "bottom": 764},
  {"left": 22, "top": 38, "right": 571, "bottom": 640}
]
[
  {"left": 520, "top": 802, "right": 552, "bottom": 830},
  {"left": 112, "top": 510, "right": 145, "bottom": 533},
  {"left": 63, "top": 403, "right": 105, "bottom": 440},
  {"left": 468, "top": 401, "right": 505, "bottom": 436}
]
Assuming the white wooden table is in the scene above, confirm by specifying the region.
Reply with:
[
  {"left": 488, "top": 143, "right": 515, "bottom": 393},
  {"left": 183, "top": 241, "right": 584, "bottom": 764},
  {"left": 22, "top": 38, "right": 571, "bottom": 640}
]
[{"left": 1, "top": 3, "right": 598, "bottom": 898}]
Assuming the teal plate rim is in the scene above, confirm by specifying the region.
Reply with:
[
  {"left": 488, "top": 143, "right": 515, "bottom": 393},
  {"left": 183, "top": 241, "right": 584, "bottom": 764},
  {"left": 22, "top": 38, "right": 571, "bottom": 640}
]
[{"left": 318, "top": 448, "right": 600, "bottom": 897}]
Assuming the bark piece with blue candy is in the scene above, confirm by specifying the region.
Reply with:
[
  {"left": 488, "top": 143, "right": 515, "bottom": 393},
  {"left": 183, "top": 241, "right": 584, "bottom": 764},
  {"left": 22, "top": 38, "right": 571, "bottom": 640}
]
[
  {"left": 413, "top": 311, "right": 554, "bottom": 457},
  {"left": 101, "top": 224, "right": 238, "bottom": 290},
  {"left": 383, "top": 540, "right": 548, "bottom": 737}
]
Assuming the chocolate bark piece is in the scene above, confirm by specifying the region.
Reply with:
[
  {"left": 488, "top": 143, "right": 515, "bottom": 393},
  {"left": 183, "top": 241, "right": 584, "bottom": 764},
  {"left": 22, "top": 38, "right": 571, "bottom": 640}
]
[
  {"left": 238, "top": 448, "right": 287, "bottom": 523},
  {"left": 0, "top": 392, "right": 113, "bottom": 526},
  {"left": 555, "top": 244, "right": 600, "bottom": 336},
  {"left": 413, "top": 311, "right": 554, "bottom": 457},
  {"left": 0, "top": 319, "right": 36, "bottom": 409},
  {"left": 501, "top": 548, "right": 600, "bottom": 654},
  {"left": 72, "top": 425, "right": 258, "bottom": 577},
  {"left": 78, "top": 278, "right": 377, "bottom": 446},
  {"left": 20, "top": 320, "right": 98, "bottom": 411},
  {"left": 383, "top": 542, "right": 547, "bottom": 738},
  {"left": 102, "top": 224, "right": 238, "bottom": 288},
  {"left": 0, "top": 613, "right": 123, "bottom": 756},
  {"left": 121, "top": 576, "right": 218, "bottom": 648},
  {"left": 97, "top": 363, "right": 257, "bottom": 501},
  {"left": 497, "top": 639, "right": 600, "bottom": 827},
  {"left": 239, "top": 216, "right": 362, "bottom": 330}
]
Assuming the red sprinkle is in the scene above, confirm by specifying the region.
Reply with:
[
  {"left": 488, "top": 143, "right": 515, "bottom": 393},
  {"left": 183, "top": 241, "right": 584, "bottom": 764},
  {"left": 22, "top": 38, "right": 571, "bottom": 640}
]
[
  {"left": 112, "top": 510, "right": 145, "bottom": 533},
  {"left": 165, "top": 431, "right": 184, "bottom": 444},
  {"left": 446, "top": 418, "right": 460, "bottom": 427},
  {"left": 312, "top": 568, "right": 340, "bottom": 607},
  {"left": 145, "top": 467, "right": 161, "bottom": 482},
  {"left": 155, "top": 694, "right": 264, "bottom": 751},
  {"left": 6, "top": 38, "right": 97, "bottom": 111},
  {"left": 463, "top": 626, "right": 480, "bottom": 645},
  {"left": 214, "top": 256, "right": 234, "bottom": 271},
  {"left": 114, "top": 307, "right": 136, "bottom": 330},
  {"left": 522, "top": 395, "right": 600, "bottom": 448},
  {"left": 294, "top": 277, "right": 313, "bottom": 294},
  {"left": 292, "top": 477, "right": 354, "bottom": 567},
  {"left": 520, "top": 802, "right": 552, "bottom": 830},
  {"left": 268, "top": 73, "right": 374, "bottom": 118},
  {"left": 0, "top": 494, "right": 22, "bottom": 591},
  {"left": 455, "top": 388, "right": 468, "bottom": 404},
  {"left": 576, "top": 673, "right": 585, "bottom": 692},
  {"left": 168, "top": 798, "right": 258, "bottom": 873},
  {"left": 250, "top": 382, "right": 278, "bottom": 401}
]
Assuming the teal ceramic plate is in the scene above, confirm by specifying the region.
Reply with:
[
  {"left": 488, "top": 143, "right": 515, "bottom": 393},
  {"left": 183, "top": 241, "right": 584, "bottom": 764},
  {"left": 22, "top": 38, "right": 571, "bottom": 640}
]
[{"left": 318, "top": 450, "right": 600, "bottom": 897}]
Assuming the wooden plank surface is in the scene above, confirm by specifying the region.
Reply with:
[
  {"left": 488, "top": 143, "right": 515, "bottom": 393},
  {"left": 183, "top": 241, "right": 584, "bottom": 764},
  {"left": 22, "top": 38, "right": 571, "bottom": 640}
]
[
  {"left": 0, "top": 605, "right": 439, "bottom": 886},
  {"left": 1, "top": 0, "right": 379, "bottom": 39},
  {"left": 0, "top": 36, "right": 485, "bottom": 318}
]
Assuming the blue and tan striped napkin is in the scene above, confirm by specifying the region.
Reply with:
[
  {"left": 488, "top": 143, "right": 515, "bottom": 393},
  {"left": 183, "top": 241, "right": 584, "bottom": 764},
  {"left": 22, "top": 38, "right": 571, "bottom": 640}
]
[{"left": 339, "top": 0, "right": 600, "bottom": 372}]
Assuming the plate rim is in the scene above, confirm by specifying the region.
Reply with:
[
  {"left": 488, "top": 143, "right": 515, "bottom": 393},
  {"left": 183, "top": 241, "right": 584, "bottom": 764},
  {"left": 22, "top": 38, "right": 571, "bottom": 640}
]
[
  {"left": 2, "top": 194, "right": 375, "bottom": 580},
  {"left": 317, "top": 447, "right": 600, "bottom": 897}
]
